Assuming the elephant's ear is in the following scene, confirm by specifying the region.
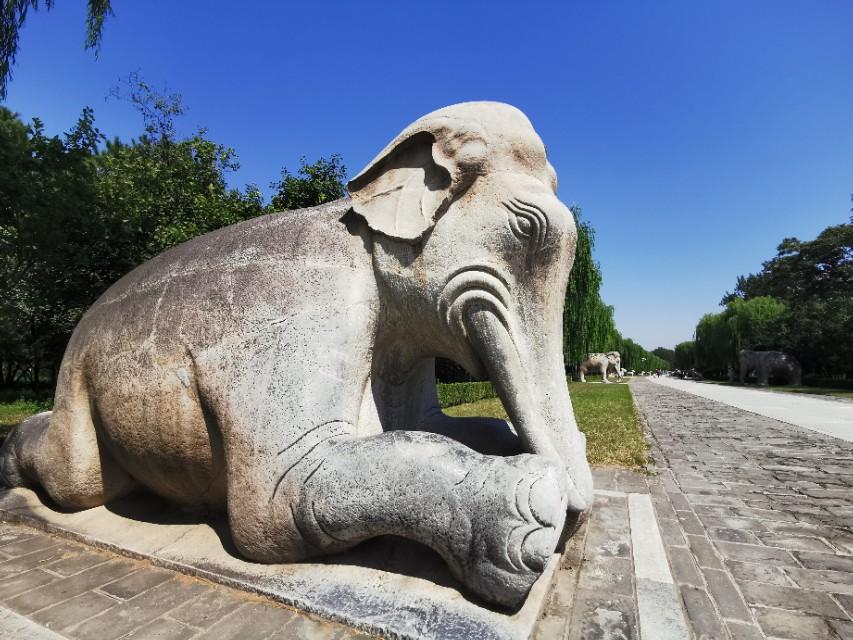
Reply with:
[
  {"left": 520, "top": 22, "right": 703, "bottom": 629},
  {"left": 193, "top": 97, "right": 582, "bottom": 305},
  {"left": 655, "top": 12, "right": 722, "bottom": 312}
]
[{"left": 348, "top": 119, "right": 488, "bottom": 241}]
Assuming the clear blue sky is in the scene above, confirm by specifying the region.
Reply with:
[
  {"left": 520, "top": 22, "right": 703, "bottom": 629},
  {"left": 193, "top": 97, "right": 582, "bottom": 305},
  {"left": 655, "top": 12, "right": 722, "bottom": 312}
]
[{"left": 5, "top": 1, "right": 852, "bottom": 351}]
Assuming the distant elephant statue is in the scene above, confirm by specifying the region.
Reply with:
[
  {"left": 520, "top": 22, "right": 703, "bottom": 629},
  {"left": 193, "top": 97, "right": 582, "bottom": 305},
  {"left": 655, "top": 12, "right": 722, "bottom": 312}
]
[
  {"left": 738, "top": 350, "right": 802, "bottom": 386},
  {"left": 578, "top": 351, "right": 622, "bottom": 383},
  {"left": 0, "top": 102, "right": 593, "bottom": 608}
]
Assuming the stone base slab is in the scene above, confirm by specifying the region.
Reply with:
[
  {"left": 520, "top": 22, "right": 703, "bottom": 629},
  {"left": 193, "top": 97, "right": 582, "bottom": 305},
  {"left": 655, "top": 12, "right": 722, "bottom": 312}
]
[{"left": 0, "top": 487, "right": 565, "bottom": 640}]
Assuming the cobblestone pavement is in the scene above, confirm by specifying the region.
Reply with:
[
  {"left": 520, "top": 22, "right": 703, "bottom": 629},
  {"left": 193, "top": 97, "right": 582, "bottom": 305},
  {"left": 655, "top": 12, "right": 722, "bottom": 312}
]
[
  {"left": 632, "top": 378, "right": 853, "bottom": 640},
  {"left": 0, "top": 521, "right": 368, "bottom": 639}
]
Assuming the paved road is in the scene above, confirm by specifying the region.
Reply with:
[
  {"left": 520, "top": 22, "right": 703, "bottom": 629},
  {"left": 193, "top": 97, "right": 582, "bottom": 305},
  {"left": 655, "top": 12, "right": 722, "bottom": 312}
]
[
  {"left": 0, "top": 523, "right": 362, "bottom": 639},
  {"left": 650, "top": 376, "right": 853, "bottom": 443},
  {"left": 633, "top": 378, "right": 853, "bottom": 640}
]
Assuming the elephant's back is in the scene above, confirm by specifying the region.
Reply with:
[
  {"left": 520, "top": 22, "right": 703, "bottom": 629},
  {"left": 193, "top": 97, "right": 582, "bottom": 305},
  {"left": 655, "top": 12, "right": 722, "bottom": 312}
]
[{"left": 92, "top": 198, "right": 360, "bottom": 317}]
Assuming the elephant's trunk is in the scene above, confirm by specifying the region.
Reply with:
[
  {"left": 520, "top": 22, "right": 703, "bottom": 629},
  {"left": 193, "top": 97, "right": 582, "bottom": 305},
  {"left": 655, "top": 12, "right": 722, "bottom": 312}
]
[{"left": 463, "top": 306, "right": 593, "bottom": 513}]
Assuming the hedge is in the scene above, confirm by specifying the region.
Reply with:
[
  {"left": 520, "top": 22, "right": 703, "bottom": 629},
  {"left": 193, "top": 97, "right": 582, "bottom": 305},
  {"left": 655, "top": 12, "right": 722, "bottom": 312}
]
[{"left": 437, "top": 381, "right": 497, "bottom": 408}]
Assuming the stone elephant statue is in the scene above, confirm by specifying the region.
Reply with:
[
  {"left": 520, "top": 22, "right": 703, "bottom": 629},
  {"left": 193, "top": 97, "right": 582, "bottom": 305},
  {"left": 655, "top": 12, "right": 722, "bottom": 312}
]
[
  {"left": 738, "top": 350, "right": 802, "bottom": 386},
  {"left": 578, "top": 351, "right": 622, "bottom": 383},
  {"left": 0, "top": 102, "right": 593, "bottom": 608}
]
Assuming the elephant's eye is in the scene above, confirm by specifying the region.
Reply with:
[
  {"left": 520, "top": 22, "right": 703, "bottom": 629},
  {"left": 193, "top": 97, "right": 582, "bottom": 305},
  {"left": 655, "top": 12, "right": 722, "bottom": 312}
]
[
  {"left": 516, "top": 215, "right": 533, "bottom": 236},
  {"left": 504, "top": 199, "right": 547, "bottom": 248}
]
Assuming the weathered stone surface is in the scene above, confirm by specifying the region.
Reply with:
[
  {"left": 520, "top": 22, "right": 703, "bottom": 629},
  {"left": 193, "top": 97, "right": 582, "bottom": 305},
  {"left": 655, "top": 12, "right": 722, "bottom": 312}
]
[
  {"left": 796, "top": 551, "right": 853, "bottom": 572},
  {"left": 167, "top": 588, "right": 243, "bottom": 630},
  {"left": 0, "top": 606, "right": 66, "bottom": 640},
  {"left": 0, "top": 101, "right": 593, "bottom": 611},
  {"left": 567, "top": 591, "right": 637, "bottom": 640},
  {"left": 30, "top": 591, "right": 118, "bottom": 633},
  {"left": 726, "top": 620, "right": 765, "bottom": 640},
  {"left": 0, "top": 522, "right": 364, "bottom": 640},
  {"left": 634, "top": 578, "right": 690, "bottom": 640},
  {"left": 100, "top": 568, "right": 173, "bottom": 600},
  {"left": 714, "top": 541, "right": 798, "bottom": 566},
  {"left": 679, "top": 585, "right": 728, "bottom": 639},
  {"left": 6, "top": 558, "right": 136, "bottom": 615},
  {"left": 700, "top": 568, "right": 752, "bottom": 621},
  {"left": 754, "top": 608, "right": 838, "bottom": 640},
  {"left": 0, "top": 568, "right": 58, "bottom": 600},
  {"left": 739, "top": 349, "right": 802, "bottom": 386},
  {"left": 726, "top": 560, "right": 792, "bottom": 588},
  {"left": 71, "top": 579, "right": 208, "bottom": 640},
  {"left": 577, "top": 352, "right": 623, "bottom": 383},
  {"left": 665, "top": 546, "right": 703, "bottom": 587}
]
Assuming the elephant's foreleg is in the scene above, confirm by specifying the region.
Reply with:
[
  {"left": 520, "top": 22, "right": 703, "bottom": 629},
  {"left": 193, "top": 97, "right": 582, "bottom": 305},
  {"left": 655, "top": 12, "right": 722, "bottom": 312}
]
[
  {"left": 600, "top": 362, "right": 609, "bottom": 383},
  {"left": 275, "top": 431, "right": 568, "bottom": 607}
]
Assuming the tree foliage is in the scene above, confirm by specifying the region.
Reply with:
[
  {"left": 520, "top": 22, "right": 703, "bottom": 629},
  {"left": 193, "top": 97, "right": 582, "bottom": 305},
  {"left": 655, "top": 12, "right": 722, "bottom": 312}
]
[
  {"left": 694, "top": 312, "right": 732, "bottom": 376},
  {"left": 696, "top": 222, "right": 853, "bottom": 378},
  {"left": 674, "top": 341, "right": 695, "bottom": 369},
  {"left": 270, "top": 155, "right": 347, "bottom": 211},
  {"left": 0, "top": 78, "right": 347, "bottom": 387},
  {"left": 1, "top": 0, "right": 112, "bottom": 98},
  {"left": 652, "top": 348, "right": 675, "bottom": 365}
]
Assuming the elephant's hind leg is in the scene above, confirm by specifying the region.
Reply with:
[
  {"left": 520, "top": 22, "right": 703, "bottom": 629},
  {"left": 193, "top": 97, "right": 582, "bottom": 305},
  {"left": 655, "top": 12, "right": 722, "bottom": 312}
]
[{"left": 0, "top": 372, "right": 135, "bottom": 509}]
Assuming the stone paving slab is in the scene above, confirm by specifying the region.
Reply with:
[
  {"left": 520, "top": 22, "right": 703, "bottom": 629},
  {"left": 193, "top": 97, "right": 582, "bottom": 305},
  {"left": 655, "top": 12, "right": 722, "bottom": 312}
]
[
  {"left": 0, "top": 520, "right": 358, "bottom": 639},
  {"left": 633, "top": 378, "right": 853, "bottom": 640},
  {"left": 0, "top": 487, "right": 558, "bottom": 640}
]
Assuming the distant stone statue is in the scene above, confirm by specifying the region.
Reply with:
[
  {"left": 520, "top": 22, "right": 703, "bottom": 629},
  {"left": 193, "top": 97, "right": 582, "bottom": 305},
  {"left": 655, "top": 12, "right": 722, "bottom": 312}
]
[
  {"left": 0, "top": 102, "right": 593, "bottom": 608},
  {"left": 738, "top": 349, "right": 802, "bottom": 386},
  {"left": 578, "top": 351, "right": 622, "bottom": 383}
]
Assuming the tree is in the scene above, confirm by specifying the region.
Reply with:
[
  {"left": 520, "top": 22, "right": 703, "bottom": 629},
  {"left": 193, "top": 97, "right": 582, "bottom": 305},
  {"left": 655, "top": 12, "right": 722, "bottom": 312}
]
[
  {"left": 1, "top": 0, "right": 112, "bottom": 98},
  {"left": 720, "top": 222, "right": 852, "bottom": 378},
  {"left": 652, "top": 348, "right": 675, "bottom": 366},
  {"left": 723, "top": 224, "right": 853, "bottom": 304},
  {"left": 0, "top": 106, "right": 104, "bottom": 384},
  {"left": 674, "top": 341, "right": 695, "bottom": 369},
  {"left": 0, "top": 79, "right": 269, "bottom": 385},
  {"left": 694, "top": 312, "right": 732, "bottom": 376},
  {"left": 270, "top": 155, "right": 347, "bottom": 211},
  {"left": 725, "top": 296, "right": 787, "bottom": 353},
  {"left": 563, "top": 208, "right": 614, "bottom": 368}
]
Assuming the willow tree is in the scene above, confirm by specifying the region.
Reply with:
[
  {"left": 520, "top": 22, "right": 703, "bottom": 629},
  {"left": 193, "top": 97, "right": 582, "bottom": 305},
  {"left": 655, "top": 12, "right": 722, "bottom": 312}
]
[{"left": 562, "top": 208, "right": 619, "bottom": 371}]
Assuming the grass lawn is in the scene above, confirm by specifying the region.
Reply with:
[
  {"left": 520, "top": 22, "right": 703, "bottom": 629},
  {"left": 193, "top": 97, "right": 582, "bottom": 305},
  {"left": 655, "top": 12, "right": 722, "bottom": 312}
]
[
  {"left": 0, "top": 399, "right": 51, "bottom": 442},
  {"left": 701, "top": 380, "right": 853, "bottom": 401},
  {"left": 444, "top": 381, "right": 648, "bottom": 468}
]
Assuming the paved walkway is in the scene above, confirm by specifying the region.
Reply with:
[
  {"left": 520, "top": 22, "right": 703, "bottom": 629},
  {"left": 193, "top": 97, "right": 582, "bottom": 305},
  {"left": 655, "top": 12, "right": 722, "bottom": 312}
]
[
  {"left": 649, "top": 376, "right": 853, "bottom": 443},
  {"left": 0, "top": 522, "right": 365, "bottom": 639},
  {"left": 633, "top": 378, "right": 853, "bottom": 640}
]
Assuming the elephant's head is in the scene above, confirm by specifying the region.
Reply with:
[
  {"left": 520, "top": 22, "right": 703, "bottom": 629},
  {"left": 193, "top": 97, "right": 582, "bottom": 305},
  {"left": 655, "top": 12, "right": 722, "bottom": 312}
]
[{"left": 348, "top": 102, "right": 593, "bottom": 512}]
